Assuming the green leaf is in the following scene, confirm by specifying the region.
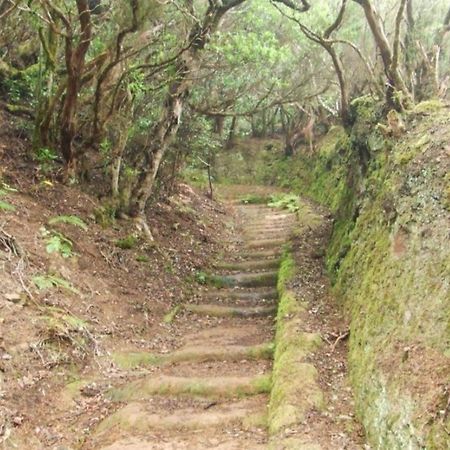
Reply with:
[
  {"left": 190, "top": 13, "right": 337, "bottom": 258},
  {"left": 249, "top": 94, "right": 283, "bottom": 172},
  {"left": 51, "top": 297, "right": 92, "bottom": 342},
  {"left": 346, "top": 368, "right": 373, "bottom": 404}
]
[
  {"left": 44, "top": 232, "right": 74, "bottom": 258},
  {"left": 32, "top": 274, "right": 79, "bottom": 294}
]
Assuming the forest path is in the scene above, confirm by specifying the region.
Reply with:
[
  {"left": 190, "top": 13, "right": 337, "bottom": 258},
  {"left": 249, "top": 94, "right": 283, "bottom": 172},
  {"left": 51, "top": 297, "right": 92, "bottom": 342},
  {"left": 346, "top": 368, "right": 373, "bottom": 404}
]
[{"left": 84, "top": 185, "right": 364, "bottom": 450}]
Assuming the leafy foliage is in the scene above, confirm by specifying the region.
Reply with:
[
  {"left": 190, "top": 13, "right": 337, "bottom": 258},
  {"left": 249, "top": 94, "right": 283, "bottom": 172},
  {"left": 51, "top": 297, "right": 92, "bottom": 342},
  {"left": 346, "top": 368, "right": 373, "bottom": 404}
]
[
  {"left": 239, "top": 194, "right": 271, "bottom": 204},
  {"left": 32, "top": 274, "right": 79, "bottom": 294},
  {"left": 0, "top": 200, "right": 16, "bottom": 212},
  {"left": 40, "top": 227, "right": 74, "bottom": 258}
]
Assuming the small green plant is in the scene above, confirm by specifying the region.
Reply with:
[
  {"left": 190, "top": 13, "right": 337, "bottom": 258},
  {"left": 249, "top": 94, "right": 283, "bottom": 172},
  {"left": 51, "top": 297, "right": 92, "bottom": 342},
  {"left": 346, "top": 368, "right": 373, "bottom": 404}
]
[
  {"left": 0, "top": 181, "right": 18, "bottom": 196},
  {"left": 48, "top": 215, "right": 88, "bottom": 231},
  {"left": 41, "top": 227, "right": 74, "bottom": 258},
  {"left": 34, "top": 147, "right": 58, "bottom": 173},
  {"left": 46, "top": 233, "right": 74, "bottom": 258},
  {"left": 0, "top": 200, "right": 16, "bottom": 212},
  {"left": 195, "top": 271, "right": 208, "bottom": 284},
  {"left": 194, "top": 271, "right": 228, "bottom": 288},
  {"left": 39, "top": 307, "right": 93, "bottom": 362},
  {"left": 115, "top": 234, "right": 138, "bottom": 249},
  {"left": 94, "top": 204, "right": 116, "bottom": 228},
  {"left": 136, "top": 255, "right": 150, "bottom": 263},
  {"left": 99, "top": 138, "right": 112, "bottom": 158},
  {"left": 32, "top": 274, "right": 79, "bottom": 294},
  {"left": 268, "top": 193, "right": 301, "bottom": 213},
  {"left": 0, "top": 181, "right": 17, "bottom": 212},
  {"left": 163, "top": 305, "right": 181, "bottom": 324}
]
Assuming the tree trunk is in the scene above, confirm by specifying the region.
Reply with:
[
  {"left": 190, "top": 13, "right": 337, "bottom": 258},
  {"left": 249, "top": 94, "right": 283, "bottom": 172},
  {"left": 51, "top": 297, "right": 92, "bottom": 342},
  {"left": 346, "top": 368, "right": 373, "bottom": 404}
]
[
  {"left": 126, "top": 0, "right": 247, "bottom": 219},
  {"left": 59, "top": 0, "right": 92, "bottom": 177},
  {"left": 324, "top": 44, "right": 350, "bottom": 125},
  {"left": 251, "top": 115, "right": 258, "bottom": 137},
  {"left": 353, "top": 0, "right": 411, "bottom": 109},
  {"left": 226, "top": 116, "right": 237, "bottom": 149},
  {"left": 128, "top": 61, "right": 189, "bottom": 217}
]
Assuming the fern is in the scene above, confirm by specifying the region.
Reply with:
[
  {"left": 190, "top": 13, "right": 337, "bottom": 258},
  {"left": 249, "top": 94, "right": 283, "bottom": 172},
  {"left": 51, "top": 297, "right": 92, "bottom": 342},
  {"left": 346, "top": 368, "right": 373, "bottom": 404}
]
[
  {"left": 41, "top": 227, "right": 74, "bottom": 258},
  {"left": 48, "top": 215, "right": 88, "bottom": 231},
  {"left": 45, "top": 233, "right": 74, "bottom": 258},
  {"left": 0, "top": 182, "right": 17, "bottom": 195},
  {"left": 32, "top": 274, "right": 79, "bottom": 294},
  {"left": 268, "top": 193, "right": 301, "bottom": 213}
]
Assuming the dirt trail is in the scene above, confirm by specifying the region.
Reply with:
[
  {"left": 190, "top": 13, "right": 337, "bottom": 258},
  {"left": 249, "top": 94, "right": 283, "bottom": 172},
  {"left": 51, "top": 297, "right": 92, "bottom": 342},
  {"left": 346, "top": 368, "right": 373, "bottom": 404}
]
[{"left": 83, "top": 186, "right": 365, "bottom": 450}]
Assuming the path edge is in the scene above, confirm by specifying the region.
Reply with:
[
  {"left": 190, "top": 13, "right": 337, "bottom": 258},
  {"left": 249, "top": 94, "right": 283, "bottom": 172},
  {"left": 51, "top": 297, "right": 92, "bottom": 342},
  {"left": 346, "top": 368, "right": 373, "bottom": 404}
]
[{"left": 268, "top": 247, "right": 324, "bottom": 449}]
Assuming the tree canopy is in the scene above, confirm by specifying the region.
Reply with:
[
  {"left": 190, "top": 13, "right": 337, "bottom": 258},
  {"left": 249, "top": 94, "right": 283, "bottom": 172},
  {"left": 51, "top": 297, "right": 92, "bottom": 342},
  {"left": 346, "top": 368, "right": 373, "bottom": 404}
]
[{"left": 0, "top": 0, "right": 448, "bottom": 223}]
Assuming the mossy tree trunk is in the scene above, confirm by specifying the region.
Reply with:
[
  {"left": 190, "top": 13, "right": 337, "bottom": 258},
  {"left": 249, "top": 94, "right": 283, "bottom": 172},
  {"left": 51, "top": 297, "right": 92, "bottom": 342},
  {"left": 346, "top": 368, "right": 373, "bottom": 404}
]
[
  {"left": 127, "top": 0, "right": 247, "bottom": 219},
  {"left": 60, "top": 0, "right": 92, "bottom": 178}
]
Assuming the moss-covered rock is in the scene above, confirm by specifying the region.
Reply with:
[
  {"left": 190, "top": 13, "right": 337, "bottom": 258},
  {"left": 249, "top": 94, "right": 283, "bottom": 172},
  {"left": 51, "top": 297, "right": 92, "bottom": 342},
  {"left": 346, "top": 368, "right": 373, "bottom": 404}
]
[{"left": 268, "top": 250, "right": 324, "bottom": 442}]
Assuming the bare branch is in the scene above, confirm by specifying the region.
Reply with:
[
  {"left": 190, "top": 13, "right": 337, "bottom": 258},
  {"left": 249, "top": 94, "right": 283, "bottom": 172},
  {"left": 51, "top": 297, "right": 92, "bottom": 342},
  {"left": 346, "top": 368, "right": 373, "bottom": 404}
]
[{"left": 324, "top": 0, "right": 347, "bottom": 39}]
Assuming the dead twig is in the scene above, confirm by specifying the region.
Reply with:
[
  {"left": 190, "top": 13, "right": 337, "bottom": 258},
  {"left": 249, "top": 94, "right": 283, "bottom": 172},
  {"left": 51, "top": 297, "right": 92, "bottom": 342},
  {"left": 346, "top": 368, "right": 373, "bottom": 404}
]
[
  {"left": 0, "top": 224, "right": 22, "bottom": 257},
  {"left": 331, "top": 329, "right": 350, "bottom": 352}
]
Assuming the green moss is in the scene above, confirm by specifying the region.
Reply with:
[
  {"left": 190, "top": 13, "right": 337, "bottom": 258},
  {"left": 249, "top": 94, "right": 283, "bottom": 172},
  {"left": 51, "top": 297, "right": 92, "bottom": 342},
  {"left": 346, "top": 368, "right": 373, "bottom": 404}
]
[
  {"left": 329, "top": 109, "right": 450, "bottom": 447},
  {"left": 0, "top": 200, "right": 16, "bottom": 211},
  {"left": 93, "top": 204, "right": 116, "bottom": 228},
  {"left": 115, "top": 234, "right": 138, "bottom": 249},
  {"left": 412, "top": 100, "right": 444, "bottom": 114},
  {"left": 250, "top": 374, "right": 272, "bottom": 394},
  {"left": 112, "top": 342, "right": 274, "bottom": 370},
  {"left": 163, "top": 305, "right": 181, "bottom": 323},
  {"left": 248, "top": 341, "right": 275, "bottom": 359},
  {"left": 269, "top": 248, "right": 323, "bottom": 438},
  {"left": 109, "top": 375, "right": 271, "bottom": 402},
  {"left": 277, "top": 250, "right": 295, "bottom": 295},
  {"left": 112, "top": 352, "right": 163, "bottom": 369}
]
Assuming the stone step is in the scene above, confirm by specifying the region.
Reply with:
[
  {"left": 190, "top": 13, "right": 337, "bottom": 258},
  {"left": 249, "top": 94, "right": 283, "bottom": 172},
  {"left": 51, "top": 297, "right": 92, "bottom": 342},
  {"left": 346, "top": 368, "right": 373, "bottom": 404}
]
[
  {"left": 203, "top": 287, "right": 278, "bottom": 303},
  {"left": 246, "top": 214, "right": 296, "bottom": 222},
  {"left": 242, "top": 228, "right": 292, "bottom": 236},
  {"left": 242, "top": 233, "right": 291, "bottom": 244},
  {"left": 97, "top": 398, "right": 265, "bottom": 434},
  {"left": 186, "top": 303, "right": 276, "bottom": 318},
  {"left": 108, "top": 375, "right": 272, "bottom": 402},
  {"left": 210, "top": 271, "right": 278, "bottom": 288},
  {"left": 247, "top": 212, "right": 296, "bottom": 219},
  {"left": 95, "top": 398, "right": 267, "bottom": 450},
  {"left": 245, "top": 238, "right": 286, "bottom": 249},
  {"left": 234, "top": 249, "right": 282, "bottom": 259},
  {"left": 113, "top": 342, "right": 274, "bottom": 369},
  {"left": 214, "top": 258, "right": 280, "bottom": 272},
  {"left": 100, "top": 434, "right": 267, "bottom": 450}
]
